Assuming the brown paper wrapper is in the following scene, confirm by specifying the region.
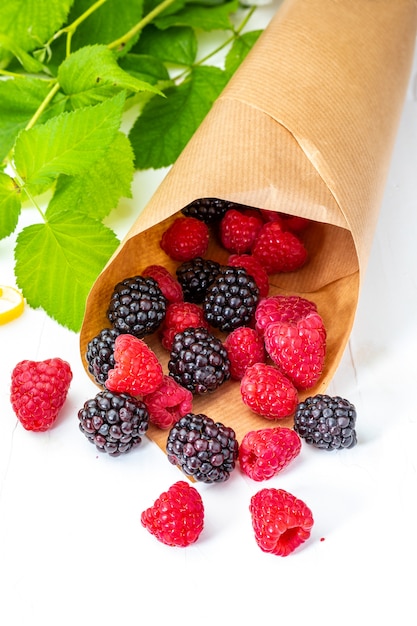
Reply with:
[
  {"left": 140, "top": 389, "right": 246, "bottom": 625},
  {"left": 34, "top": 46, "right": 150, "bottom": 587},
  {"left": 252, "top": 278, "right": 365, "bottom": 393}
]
[{"left": 79, "top": 0, "right": 417, "bottom": 451}]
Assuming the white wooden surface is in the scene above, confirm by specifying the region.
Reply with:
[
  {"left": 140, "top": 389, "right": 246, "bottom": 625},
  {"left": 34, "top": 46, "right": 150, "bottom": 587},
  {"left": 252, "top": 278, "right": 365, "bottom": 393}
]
[{"left": 1, "top": 3, "right": 416, "bottom": 624}]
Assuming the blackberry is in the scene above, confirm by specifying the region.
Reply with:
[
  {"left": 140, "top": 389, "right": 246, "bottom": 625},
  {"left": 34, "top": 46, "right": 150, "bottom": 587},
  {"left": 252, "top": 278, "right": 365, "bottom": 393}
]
[
  {"left": 181, "top": 197, "right": 234, "bottom": 224},
  {"left": 107, "top": 275, "right": 167, "bottom": 338},
  {"left": 85, "top": 327, "right": 120, "bottom": 386},
  {"left": 294, "top": 394, "right": 357, "bottom": 450},
  {"left": 176, "top": 256, "right": 221, "bottom": 303},
  {"left": 78, "top": 389, "right": 149, "bottom": 456},
  {"left": 203, "top": 265, "right": 259, "bottom": 332},
  {"left": 168, "top": 326, "right": 230, "bottom": 394},
  {"left": 166, "top": 412, "right": 239, "bottom": 483}
]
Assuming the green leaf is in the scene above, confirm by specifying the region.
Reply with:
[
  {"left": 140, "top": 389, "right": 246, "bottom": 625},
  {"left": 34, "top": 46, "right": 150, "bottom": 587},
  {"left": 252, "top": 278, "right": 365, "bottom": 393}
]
[
  {"left": 133, "top": 25, "right": 197, "bottom": 66},
  {"left": 0, "top": 0, "right": 73, "bottom": 66},
  {"left": 225, "top": 29, "right": 262, "bottom": 78},
  {"left": 14, "top": 92, "right": 126, "bottom": 187},
  {"left": 0, "top": 77, "right": 66, "bottom": 162},
  {"left": 118, "top": 53, "right": 170, "bottom": 84},
  {"left": 130, "top": 65, "right": 227, "bottom": 169},
  {"left": 0, "top": 172, "right": 22, "bottom": 239},
  {"left": 0, "top": 34, "right": 47, "bottom": 74},
  {"left": 47, "top": 131, "right": 134, "bottom": 220},
  {"left": 58, "top": 45, "right": 163, "bottom": 109},
  {"left": 67, "top": 0, "right": 144, "bottom": 53},
  {"left": 15, "top": 212, "right": 120, "bottom": 332},
  {"left": 154, "top": 0, "right": 239, "bottom": 31}
]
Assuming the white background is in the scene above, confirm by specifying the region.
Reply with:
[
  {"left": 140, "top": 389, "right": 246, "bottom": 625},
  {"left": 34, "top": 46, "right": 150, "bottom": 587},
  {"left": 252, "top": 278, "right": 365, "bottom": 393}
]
[{"left": 1, "top": 2, "right": 417, "bottom": 624}]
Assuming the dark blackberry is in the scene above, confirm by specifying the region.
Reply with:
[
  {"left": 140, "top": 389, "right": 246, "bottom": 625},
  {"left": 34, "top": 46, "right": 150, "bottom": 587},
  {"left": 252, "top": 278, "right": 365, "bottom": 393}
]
[
  {"left": 176, "top": 256, "right": 221, "bottom": 303},
  {"left": 168, "top": 326, "right": 230, "bottom": 394},
  {"left": 181, "top": 197, "right": 233, "bottom": 224},
  {"left": 203, "top": 265, "right": 259, "bottom": 332},
  {"left": 85, "top": 327, "right": 120, "bottom": 386},
  {"left": 78, "top": 389, "right": 149, "bottom": 456},
  {"left": 107, "top": 275, "right": 167, "bottom": 338},
  {"left": 294, "top": 394, "right": 357, "bottom": 450},
  {"left": 166, "top": 412, "right": 239, "bottom": 483}
]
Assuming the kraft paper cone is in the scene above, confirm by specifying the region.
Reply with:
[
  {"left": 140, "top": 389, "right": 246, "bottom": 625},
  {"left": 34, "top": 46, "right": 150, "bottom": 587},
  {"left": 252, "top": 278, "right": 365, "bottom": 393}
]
[{"left": 80, "top": 0, "right": 417, "bottom": 452}]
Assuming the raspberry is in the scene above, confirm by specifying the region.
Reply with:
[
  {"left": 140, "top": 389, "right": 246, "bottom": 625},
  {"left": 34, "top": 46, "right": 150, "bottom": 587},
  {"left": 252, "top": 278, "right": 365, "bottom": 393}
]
[
  {"left": 294, "top": 394, "right": 357, "bottom": 450},
  {"left": 203, "top": 266, "right": 259, "bottom": 332},
  {"left": 10, "top": 358, "right": 73, "bottom": 432},
  {"left": 78, "top": 389, "right": 149, "bottom": 456},
  {"left": 264, "top": 312, "right": 326, "bottom": 390},
  {"left": 181, "top": 197, "right": 236, "bottom": 223},
  {"left": 260, "top": 209, "right": 312, "bottom": 232},
  {"left": 224, "top": 326, "right": 266, "bottom": 380},
  {"left": 166, "top": 413, "right": 239, "bottom": 483},
  {"left": 228, "top": 253, "right": 269, "bottom": 298},
  {"left": 105, "top": 333, "right": 164, "bottom": 396},
  {"left": 160, "top": 301, "right": 210, "bottom": 351},
  {"left": 85, "top": 327, "right": 120, "bottom": 386},
  {"left": 240, "top": 363, "right": 298, "bottom": 419},
  {"left": 249, "top": 488, "right": 314, "bottom": 556},
  {"left": 142, "top": 264, "right": 183, "bottom": 305},
  {"left": 239, "top": 427, "right": 301, "bottom": 481},
  {"left": 141, "top": 481, "right": 204, "bottom": 547},
  {"left": 168, "top": 327, "right": 230, "bottom": 395},
  {"left": 143, "top": 375, "right": 193, "bottom": 430},
  {"left": 255, "top": 294, "right": 318, "bottom": 335},
  {"left": 107, "top": 275, "right": 167, "bottom": 338},
  {"left": 176, "top": 256, "right": 221, "bottom": 304},
  {"left": 252, "top": 221, "right": 308, "bottom": 274},
  {"left": 160, "top": 216, "right": 209, "bottom": 262},
  {"left": 219, "top": 209, "right": 263, "bottom": 254}
]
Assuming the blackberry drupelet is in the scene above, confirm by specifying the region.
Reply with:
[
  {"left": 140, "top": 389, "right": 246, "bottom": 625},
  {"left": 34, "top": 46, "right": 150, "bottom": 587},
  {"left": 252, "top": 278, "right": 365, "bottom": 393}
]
[
  {"left": 203, "top": 265, "right": 260, "bottom": 332},
  {"left": 78, "top": 389, "right": 149, "bottom": 456},
  {"left": 181, "top": 197, "right": 234, "bottom": 224},
  {"left": 176, "top": 256, "right": 221, "bottom": 303},
  {"left": 294, "top": 394, "right": 357, "bottom": 450},
  {"left": 168, "top": 326, "right": 230, "bottom": 394},
  {"left": 85, "top": 327, "right": 120, "bottom": 386},
  {"left": 107, "top": 275, "right": 167, "bottom": 338},
  {"left": 166, "top": 412, "right": 239, "bottom": 483}
]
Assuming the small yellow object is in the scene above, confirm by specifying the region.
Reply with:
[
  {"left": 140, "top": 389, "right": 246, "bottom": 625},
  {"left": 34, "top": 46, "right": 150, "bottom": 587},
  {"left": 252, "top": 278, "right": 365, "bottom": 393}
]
[{"left": 0, "top": 285, "right": 24, "bottom": 324}]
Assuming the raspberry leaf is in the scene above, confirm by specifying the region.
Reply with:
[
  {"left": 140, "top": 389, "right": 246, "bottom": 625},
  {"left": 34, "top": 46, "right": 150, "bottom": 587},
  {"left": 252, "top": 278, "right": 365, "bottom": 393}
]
[
  {"left": 46, "top": 132, "right": 134, "bottom": 220},
  {"left": 0, "top": 0, "right": 72, "bottom": 60},
  {"left": 225, "top": 29, "right": 262, "bottom": 77},
  {"left": 132, "top": 25, "right": 197, "bottom": 66},
  {"left": 14, "top": 92, "right": 126, "bottom": 187},
  {"left": 58, "top": 45, "right": 163, "bottom": 110},
  {"left": 154, "top": 0, "right": 239, "bottom": 31},
  {"left": 14, "top": 213, "right": 119, "bottom": 331},
  {"left": 0, "top": 173, "right": 22, "bottom": 240},
  {"left": 129, "top": 65, "right": 228, "bottom": 168}
]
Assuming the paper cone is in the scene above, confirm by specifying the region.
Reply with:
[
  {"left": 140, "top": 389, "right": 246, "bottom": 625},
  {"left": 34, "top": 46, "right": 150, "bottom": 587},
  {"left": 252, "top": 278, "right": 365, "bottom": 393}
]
[{"left": 79, "top": 0, "right": 417, "bottom": 452}]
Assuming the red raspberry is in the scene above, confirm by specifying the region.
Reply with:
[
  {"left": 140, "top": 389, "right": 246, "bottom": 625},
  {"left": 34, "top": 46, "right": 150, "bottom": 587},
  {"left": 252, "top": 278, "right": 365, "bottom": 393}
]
[
  {"left": 228, "top": 254, "right": 269, "bottom": 298},
  {"left": 105, "top": 333, "right": 163, "bottom": 396},
  {"left": 160, "top": 216, "right": 209, "bottom": 262},
  {"left": 255, "top": 294, "right": 317, "bottom": 335},
  {"left": 260, "top": 209, "right": 312, "bottom": 232},
  {"left": 160, "top": 301, "right": 209, "bottom": 351},
  {"left": 141, "top": 480, "right": 204, "bottom": 547},
  {"left": 249, "top": 488, "right": 314, "bottom": 556},
  {"left": 224, "top": 326, "right": 266, "bottom": 380},
  {"left": 10, "top": 358, "right": 73, "bottom": 432},
  {"left": 239, "top": 427, "right": 301, "bottom": 481},
  {"left": 142, "top": 264, "right": 183, "bottom": 304},
  {"left": 219, "top": 209, "right": 263, "bottom": 254},
  {"left": 264, "top": 312, "right": 327, "bottom": 390},
  {"left": 240, "top": 363, "right": 298, "bottom": 419},
  {"left": 252, "top": 221, "right": 307, "bottom": 274},
  {"left": 143, "top": 375, "right": 193, "bottom": 429}
]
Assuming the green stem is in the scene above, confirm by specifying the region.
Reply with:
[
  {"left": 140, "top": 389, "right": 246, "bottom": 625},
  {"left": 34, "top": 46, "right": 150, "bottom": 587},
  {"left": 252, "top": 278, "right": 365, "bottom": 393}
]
[
  {"left": 9, "top": 164, "right": 46, "bottom": 221},
  {"left": 107, "top": 0, "right": 177, "bottom": 51},
  {"left": 25, "top": 81, "right": 60, "bottom": 131}
]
